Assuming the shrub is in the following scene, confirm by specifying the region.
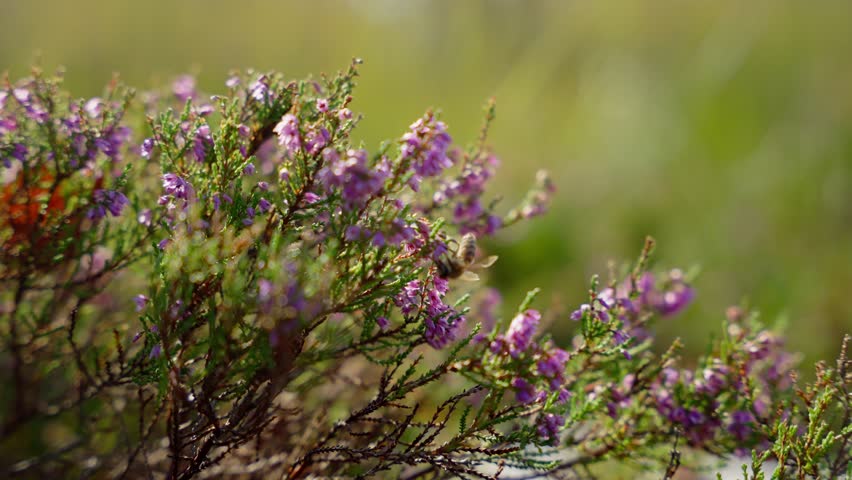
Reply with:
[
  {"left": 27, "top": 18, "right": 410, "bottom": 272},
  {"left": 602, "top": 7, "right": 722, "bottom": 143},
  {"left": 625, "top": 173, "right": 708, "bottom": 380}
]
[{"left": 0, "top": 62, "right": 849, "bottom": 479}]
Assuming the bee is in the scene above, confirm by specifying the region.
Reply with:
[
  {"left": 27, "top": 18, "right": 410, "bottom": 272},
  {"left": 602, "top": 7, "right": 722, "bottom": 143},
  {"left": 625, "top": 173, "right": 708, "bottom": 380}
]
[{"left": 435, "top": 233, "right": 498, "bottom": 281}]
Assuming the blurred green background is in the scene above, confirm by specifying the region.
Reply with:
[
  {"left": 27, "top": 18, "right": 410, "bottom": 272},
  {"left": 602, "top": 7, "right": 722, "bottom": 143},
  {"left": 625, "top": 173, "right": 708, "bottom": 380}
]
[{"left": 2, "top": 0, "right": 850, "bottom": 365}]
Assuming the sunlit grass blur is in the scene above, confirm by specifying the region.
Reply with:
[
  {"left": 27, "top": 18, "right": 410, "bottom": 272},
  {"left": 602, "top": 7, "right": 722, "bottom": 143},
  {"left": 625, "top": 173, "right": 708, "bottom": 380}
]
[{"left": 2, "top": 0, "right": 850, "bottom": 365}]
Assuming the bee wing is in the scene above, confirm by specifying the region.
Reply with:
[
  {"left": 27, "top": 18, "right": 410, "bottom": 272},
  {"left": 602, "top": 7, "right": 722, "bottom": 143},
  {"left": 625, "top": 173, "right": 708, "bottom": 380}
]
[
  {"left": 459, "top": 271, "right": 480, "bottom": 282},
  {"left": 478, "top": 255, "right": 499, "bottom": 268}
]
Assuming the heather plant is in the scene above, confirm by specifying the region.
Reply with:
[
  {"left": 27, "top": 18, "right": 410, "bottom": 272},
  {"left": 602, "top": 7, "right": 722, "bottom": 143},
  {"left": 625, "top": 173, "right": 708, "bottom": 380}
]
[{"left": 0, "top": 62, "right": 850, "bottom": 479}]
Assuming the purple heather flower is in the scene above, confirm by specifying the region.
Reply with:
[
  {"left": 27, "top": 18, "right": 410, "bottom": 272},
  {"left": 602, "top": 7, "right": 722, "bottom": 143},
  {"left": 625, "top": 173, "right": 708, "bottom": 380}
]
[
  {"left": 438, "top": 157, "right": 496, "bottom": 200},
  {"left": 371, "top": 232, "right": 385, "bottom": 247},
  {"left": 656, "top": 284, "right": 695, "bottom": 317},
  {"left": 687, "top": 409, "right": 705, "bottom": 426},
  {"left": 138, "top": 208, "right": 153, "bottom": 227},
  {"left": 62, "top": 107, "right": 84, "bottom": 134},
  {"left": 376, "top": 316, "right": 389, "bottom": 330},
  {"left": 317, "top": 133, "right": 339, "bottom": 159},
  {"left": 637, "top": 270, "right": 695, "bottom": 317},
  {"left": 613, "top": 329, "right": 630, "bottom": 345},
  {"left": 317, "top": 148, "right": 389, "bottom": 210},
  {"left": 0, "top": 116, "right": 16, "bottom": 136},
  {"left": 279, "top": 168, "right": 290, "bottom": 182},
  {"left": 401, "top": 114, "right": 454, "bottom": 184},
  {"left": 257, "top": 181, "right": 269, "bottom": 191},
  {"left": 536, "top": 413, "right": 564, "bottom": 446},
  {"left": 432, "top": 277, "right": 449, "bottom": 295},
  {"left": 84, "top": 97, "right": 104, "bottom": 118},
  {"left": 140, "top": 137, "right": 155, "bottom": 158},
  {"left": 212, "top": 192, "right": 233, "bottom": 211},
  {"left": 92, "top": 137, "right": 115, "bottom": 161},
  {"left": 88, "top": 189, "right": 129, "bottom": 220},
  {"left": 273, "top": 113, "right": 301, "bottom": 156},
  {"left": 242, "top": 206, "right": 256, "bottom": 226},
  {"left": 727, "top": 410, "right": 754, "bottom": 441},
  {"left": 337, "top": 108, "right": 352, "bottom": 121},
  {"left": 94, "top": 126, "right": 131, "bottom": 161},
  {"left": 661, "top": 367, "right": 680, "bottom": 387},
  {"left": 316, "top": 98, "right": 329, "bottom": 112},
  {"left": 304, "top": 126, "right": 330, "bottom": 155},
  {"left": 258, "top": 279, "right": 274, "bottom": 304},
  {"left": 698, "top": 361, "right": 729, "bottom": 395},
  {"left": 489, "top": 337, "right": 507, "bottom": 355},
  {"left": 169, "top": 300, "right": 184, "bottom": 318},
  {"left": 637, "top": 272, "right": 655, "bottom": 300},
  {"left": 193, "top": 125, "right": 213, "bottom": 162},
  {"left": 395, "top": 282, "right": 419, "bottom": 305},
  {"left": 158, "top": 238, "right": 170, "bottom": 250},
  {"left": 484, "top": 215, "right": 502, "bottom": 235},
  {"left": 504, "top": 309, "right": 540, "bottom": 357},
  {"left": 537, "top": 347, "right": 569, "bottom": 378},
  {"left": 453, "top": 199, "right": 483, "bottom": 224},
  {"left": 345, "top": 225, "right": 366, "bottom": 242},
  {"left": 225, "top": 76, "right": 240, "bottom": 88},
  {"left": 162, "top": 173, "right": 194, "bottom": 202},
  {"left": 194, "top": 104, "right": 214, "bottom": 117},
  {"left": 396, "top": 219, "right": 418, "bottom": 243},
  {"left": 423, "top": 314, "right": 463, "bottom": 350},
  {"left": 12, "top": 88, "right": 30, "bottom": 104},
  {"left": 10, "top": 88, "right": 34, "bottom": 119},
  {"left": 607, "top": 375, "right": 637, "bottom": 416},
  {"left": 173, "top": 75, "right": 197, "bottom": 102},
  {"left": 436, "top": 156, "right": 502, "bottom": 235},
  {"left": 302, "top": 192, "right": 320, "bottom": 204},
  {"left": 523, "top": 171, "right": 556, "bottom": 219},
  {"left": 258, "top": 198, "right": 271, "bottom": 213},
  {"left": 13, "top": 143, "right": 26, "bottom": 161},
  {"left": 571, "top": 289, "right": 621, "bottom": 324},
  {"left": 394, "top": 278, "right": 464, "bottom": 349},
  {"left": 670, "top": 407, "right": 688, "bottom": 425},
  {"left": 514, "top": 171, "right": 556, "bottom": 219},
  {"left": 597, "top": 288, "right": 615, "bottom": 309},
  {"left": 400, "top": 219, "right": 431, "bottom": 255},
  {"left": 765, "top": 352, "right": 796, "bottom": 388},
  {"left": 570, "top": 304, "right": 589, "bottom": 321},
  {"left": 149, "top": 343, "right": 162, "bottom": 359},
  {"left": 513, "top": 378, "right": 537, "bottom": 404},
  {"left": 134, "top": 294, "right": 149, "bottom": 312},
  {"left": 753, "top": 396, "right": 771, "bottom": 418},
  {"left": 659, "top": 401, "right": 723, "bottom": 446},
  {"left": 103, "top": 190, "right": 128, "bottom": 216},
  {"left": 14, "top": 88, "right": 48, "bottom": 122},
  {"left": 249, "top": 75, "right": 270, "bottom": 102},
  {"left": 243, "top": 163, "right": 256, "bottom": 175},
  {"left": 520, "top": 192, "right": 550, "bottom": 219},
  {"left": 744, "top": 331, "right": 780, "bottom": 361}
]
